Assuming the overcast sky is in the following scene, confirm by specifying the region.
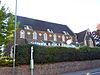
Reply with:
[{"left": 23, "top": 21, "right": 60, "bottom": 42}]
[{"left": 1, "top": 0, "right": 100, "bottom": 33}]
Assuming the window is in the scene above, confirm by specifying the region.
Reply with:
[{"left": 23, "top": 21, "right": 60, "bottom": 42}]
[
  {"left": 20, "top": 30, "right": 25, "bottom": 38},
  {"left": 57, "top": 43, "right": 60, "bottom": 46},
  {"left": 66, "top": 32, "right": 69, "bottom": 35},
  {"left": 33, "top": 42, "right": 37, "bottom": 44},
  {"left": 61, "top": 43, "right": 64, "bottom": 46},
  {"left": 48, "top": 43, "right": 51, "bottom": 46},
  {"left": 43, "top": 42, "right": 46, "bottom": 46},
  {"left": 47, "top": 29, "right": 53, "bottom": 33},
  {"left": 49, "top": 34, "right": 52, "bottom": 37},
  {"left": 62, "top": 31, "right": 66, "bottom": 34},
  {"left": 47, "top": 29, "right": 51, "bottom": 32},
  {"left": 39, "top": 33, "right": 42, "bottom": 36},
  {"left": 66, "top": 36, "right": 69, "bottom": 39},
  {"left": 44, "top": 33, "right": 47, "bottom": 40},
  {"left": 33, "top": 32, "right": 37, "bottom": 39},
  {"left": 67, "top": 39, "right": 72, "bottom": 44},
  {"left": 40, "top": 42, "right": 44, "bottom": 46},
  {"left": 27, "top": 32, "right": 30, "bottom": 35},
  {"left": 62, "top": 35, "right": 65, "bottom": 42},
  {"left": 24, "top": 25, "right": 30, "bottom": 29},
  {"left": 58, "top": 35, "right": 60, "bottom": 38},
  {"left": 52, "top": 42, "right": 57, "bottom": 46},
  {"left": 54, "top": 34, "right": 57, "bottom": 41}
]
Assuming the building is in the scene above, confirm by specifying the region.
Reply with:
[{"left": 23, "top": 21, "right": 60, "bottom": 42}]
[
  {"left": 16, "top": 16, "right": 77, "bottom": 47},
  {"left": 76, "top": 29, "right": 94, "bottom": 47},
  {"left": 5, "top": 16, "right": 96, "bottom": 56}
]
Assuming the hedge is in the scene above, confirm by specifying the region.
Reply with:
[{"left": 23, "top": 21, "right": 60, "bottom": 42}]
[{"left": 15, "top": 45, "right": 100, "bottom": 65}]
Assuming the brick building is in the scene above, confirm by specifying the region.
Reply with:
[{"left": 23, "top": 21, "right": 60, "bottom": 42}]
[
  {"left": 5, "top": 16, "right": 95, "bottom": 56},
  {"left": 76, "top": 29, "right": 94, "bottom": 47},
  {"left": 16, "top": 16, "right": 77, "bottom": 47}
]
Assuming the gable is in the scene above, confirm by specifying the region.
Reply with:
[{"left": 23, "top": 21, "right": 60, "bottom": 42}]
[{"left": 76, "top": 30, "right": 87, "bottom": 43}]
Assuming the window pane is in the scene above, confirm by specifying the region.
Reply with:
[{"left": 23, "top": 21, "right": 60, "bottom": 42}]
[
  {"left": 20, "top": 30, "right": 25, "bottom": 38},
  {"left": 54, "top": 34, "right": 57, "bottom": 41},
  {"left": 33, "top": 32, "right": 37, "bottom": 39},
  {"left": 62, "top": 35, "right": 65, "bottom": 42},
  {"left": 44, "top": 33, "right": 47, "bottom": 40}
]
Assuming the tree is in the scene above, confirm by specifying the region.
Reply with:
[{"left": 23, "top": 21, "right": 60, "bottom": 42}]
[
  {"left": 91, "top": 24, "right": 100, "bottom": 47},
  {"left": 0, "top": 5, "right": 19, "bottom": 50}
]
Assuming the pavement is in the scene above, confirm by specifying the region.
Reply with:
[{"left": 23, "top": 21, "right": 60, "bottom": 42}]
[{"left": 60, "top": 68, "right": 100, "bottom": 75}]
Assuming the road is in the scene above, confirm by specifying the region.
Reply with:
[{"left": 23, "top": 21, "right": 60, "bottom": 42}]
[
  {"left": 90, "top": 71, "right": 100, "bottom": 75},
  {"left": 60, "top": 68, "right": 100, "bottom": 75}
]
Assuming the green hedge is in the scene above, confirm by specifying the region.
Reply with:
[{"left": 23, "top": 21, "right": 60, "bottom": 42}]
[
  {"left": 15, "top": 44, "right": 31, "bottom": 65},
  {"left": 15, "top": 45, "right": 100, "bottom": 65}
]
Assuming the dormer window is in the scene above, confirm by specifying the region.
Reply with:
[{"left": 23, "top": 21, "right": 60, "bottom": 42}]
[
  {"left": 66, "top": 32, "right": 69, "bottom": 35},
  {"left": 62, "top": 31, "right": 69, "bottom": 35},
  {"left": 20, "top": 30, "right": 25, "bottom": 39},
  {"left": 62, "top": 31, "right": 67, "bottom": 34},
  {"left": 47, "top": 29, "right": 51, "bottom": 32},
  {"left": 47, "top": 29, "right": 53, "bottom": 33},
  {"left": 24, "top": 25, "right": 30, "bottom": 30}
]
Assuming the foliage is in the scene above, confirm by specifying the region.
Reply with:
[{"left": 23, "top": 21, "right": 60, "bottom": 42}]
[
  {"left": 0, "top": 56, "right": 13, "bottom": 67},
  {"left": 0, "top": 5, "right": 19, "bottom": 46},
  {"left": 15, "top": 45, "right": 100, "bottom": 65},
  {"left": 91, "top": 30, "right": 100, "bottom": 46}
]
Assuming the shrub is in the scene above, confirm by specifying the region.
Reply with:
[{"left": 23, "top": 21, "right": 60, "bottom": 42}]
[
  {"left": 15, "top": 44, "right": 31, "bottom": 65},
  {"left": 0, "top": 56, "right": 13, "bottom": 67},
  {"left": 15, "top": 45, "right": 100, "bottom": 65},
  {"left": 34, "top": 46, "right": 77, "bottom": 63}
]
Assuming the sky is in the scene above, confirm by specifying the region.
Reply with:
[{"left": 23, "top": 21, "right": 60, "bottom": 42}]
[{"left": 1, "top": 0, "right": 100, "bottom": 33}]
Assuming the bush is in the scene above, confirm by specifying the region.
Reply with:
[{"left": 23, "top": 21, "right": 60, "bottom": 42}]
[
  {"left": 0, "top": 56, "right": 13, "bottom": 67},
  {"left": 15, "top": 44, "right": 31, "bottom": 65},
  {"left": 34, "top": 46, "right": 77, "bottom": 63},
  {"left": 15, "top": 45, "right": 100, "bottom": 65}
]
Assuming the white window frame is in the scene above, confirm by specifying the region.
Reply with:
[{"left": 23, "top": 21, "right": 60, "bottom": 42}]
[
  {"left": 44, "top": 33, "right": 47, "bottom": 40},
  {"left": 20, "top": 30, "right": 25, "bottom": 39},
  {"left": 39, "top": 33, "right": 42, "bottom": 36},
  {"left": 54, "top": 34, "right": 57, "bottom": 41},
  {"left": 62, "top": 35, "right": 65, "bottom": 42},
  {"left": 24, "top": 25, "right": 30, "bottom": 29},
  {"left": 49, "top": 34, "right": 52, "bottom": 37},
  {"left": 58, "top": 35, "right": 60, "bottom": 38},
  {"left": 33, "top": 31, "right": 37, "bottom": 39},
  {"left": 48, "top": 43, "right": 51, "bottom": 46}
]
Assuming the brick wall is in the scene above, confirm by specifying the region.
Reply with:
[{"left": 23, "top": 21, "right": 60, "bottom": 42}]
[
  {"left": 16, "top": 29, "right": 72, "bottom": 45},
  {"left": 0, "top": 60, "right": 100, "bottom": 75},
  {"left": 34, "top": 60, "right": 100, "bottom": 75}
]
